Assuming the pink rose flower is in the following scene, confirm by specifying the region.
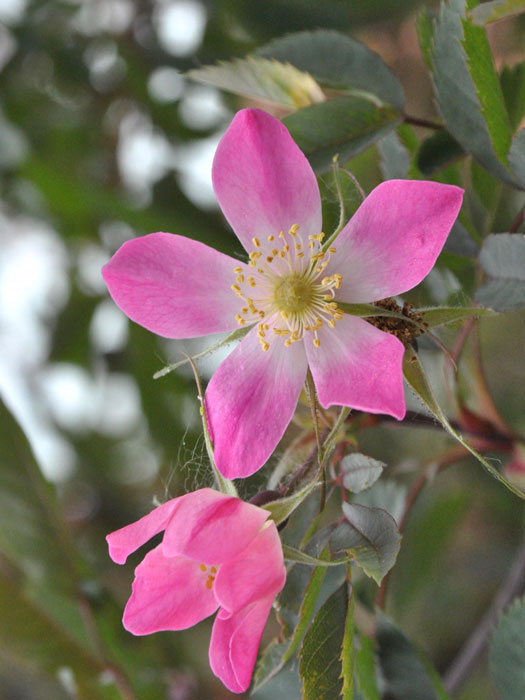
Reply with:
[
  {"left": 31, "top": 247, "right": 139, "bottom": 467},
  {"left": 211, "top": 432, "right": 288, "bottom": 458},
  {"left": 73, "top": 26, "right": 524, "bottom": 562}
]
[
  {"left": 107, "top": 488, "right": 286, "bottom": 694},
  {"left": 102, "top": 108, "right": 463, "bottom": 479}
]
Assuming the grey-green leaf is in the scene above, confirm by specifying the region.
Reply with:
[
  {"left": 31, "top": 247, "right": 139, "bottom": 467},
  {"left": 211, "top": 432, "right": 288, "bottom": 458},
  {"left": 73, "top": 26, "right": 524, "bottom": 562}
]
[
  {"left": 489, "top": 595, "right": 525, "bottom": 700},
  {"left": 426, "top": 0, "right": 519, "bottom": 187},
  {"left": 476, "top": 233, "right": 525, "bottom": 311},
  {"left": 283, "top": 96, "right": 402, "bottom": 173},
  {"left": 341, "top": 453, "right": 386, "bottom": 493},
  {"left": 263, "top": 480, "right": 319, "bottom": 526},
  {"left": 470, "top": 0, "right": 525, "bottom": 25},
  {"left": 299, "top": 581, "right": 354, "bottom": 700},
  {"left": 257, "top": 29, "right": 404, "bottom": 110},
  {"left": 330, "top": 503, "right": 402, "bottom": 584}
]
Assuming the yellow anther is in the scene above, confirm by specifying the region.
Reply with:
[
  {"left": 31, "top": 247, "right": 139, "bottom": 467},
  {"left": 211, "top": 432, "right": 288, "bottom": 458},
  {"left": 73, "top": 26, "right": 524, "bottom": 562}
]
[
  {"left": 328, "top": 319, "right": 336, "bottom": 328},
  {"left": 314, "top": 338, "right": 321, "bottom": 348},
  {"left": 281, "top": 311, "right": 289, "bottom": 320},
  {"left": 295, "top": 243, "right": 302, "bottom": 251},
  {"left": 252, "top": 237, "right": 261, "bottom": 247},
  {"left": 279, "top": 230, "right": 285, "bottom": 238},
  {"left": 284, "top": 339, "right": 292, "bottom": 347},
  {"left": 235, "top": 314, "right": 245, "bottom": 325},
  {"left": 272, "top": 248, "right": 278, "bottom": 256},
  {"left": 289, "top": 224, "right": 299, "bottom": 235},
  {"left": 241, "top": 307, "right": 249, "bottom": 314},
  {"left": 267, "top": 234, "right": 274, "bottom": 242},
  {"left": 231, "top": 284, "right": 241, "bottom": 294},
  {"left": 236, "top": 274, "right": 245, "bottom": 283},
  {"left": 273, "top": 328, "right": 290, "bottom": 336},
  {"left": 266, "top": 256, "right": 274, "bottom": 263},
  {"left": 211, "top": 566, "right": 217, "bottom": 574},
  {"left": 249, "top": 250, "right": 262, "bottom": 260},
  {"left": 297, "top": 252, "right": 304, "bottom": 258},
  {"left": 328, "top": 247, "right": 337, "bottom": 254},
  {"left": 261, "top": 340, "right": 270, "bottom": 352},
  {"left": 205, "top": 579, "right": 213, "bottom": 589},
  {"left": 200, "top": 564, "right": 207, "bottom": 572},
  {"left": 279, "top": 251, "right": 285, "bottom": 258},
  {"left": 233, "top": 266, "right": 243, "bottom": 273},
  {"left": 259, "top": 311, "right": 265, "bottom": 318},
  {"left": 283, "top": 244, "right": 290, "bottom": 253}
]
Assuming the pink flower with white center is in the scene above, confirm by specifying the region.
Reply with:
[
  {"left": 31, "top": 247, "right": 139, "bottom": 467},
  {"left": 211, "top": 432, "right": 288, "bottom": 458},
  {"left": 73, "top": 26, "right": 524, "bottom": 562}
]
[
  {"left": 102, "top": 108, "right": 463, "bottom": 479},
  {"left": 107, "top": 488, "right": 286, "bottom": 694}
]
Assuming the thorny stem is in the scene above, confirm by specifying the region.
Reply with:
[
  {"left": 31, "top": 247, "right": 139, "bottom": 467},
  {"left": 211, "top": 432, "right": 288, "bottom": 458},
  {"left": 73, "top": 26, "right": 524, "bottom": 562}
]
[
  {"left": 304, "top": 369, "right": 327, "bottom": 510},
  {"left": 443, "top": 539, "right": 525, "bottom": 695}
]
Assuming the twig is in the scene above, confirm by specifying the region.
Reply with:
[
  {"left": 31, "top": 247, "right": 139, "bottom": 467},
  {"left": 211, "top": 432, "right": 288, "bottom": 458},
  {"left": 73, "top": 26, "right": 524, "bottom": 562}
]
[
  {"left": 403, "top": 114, "right": 443, "bottom": 130},
  {"left": 509, "top": 204, "right": 525, "bottom": 233},
  {"left": 443, "top": 540, "right": 525, "bottom": 695}
]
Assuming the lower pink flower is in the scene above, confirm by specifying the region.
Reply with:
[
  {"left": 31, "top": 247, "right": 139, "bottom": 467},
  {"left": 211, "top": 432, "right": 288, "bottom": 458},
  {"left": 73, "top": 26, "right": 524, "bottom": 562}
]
[{"left": 106, "top": 488, "right": 286, "bottom": 694}]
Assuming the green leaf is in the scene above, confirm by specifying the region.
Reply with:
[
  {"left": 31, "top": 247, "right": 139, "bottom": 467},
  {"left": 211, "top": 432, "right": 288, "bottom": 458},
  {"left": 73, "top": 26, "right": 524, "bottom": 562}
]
[
  {"left": 330, "top": 503, "right": 402, "bottom": 585},
  {"left": 187, "top": 56, "right": 324, "bottom": 109},
  {"left": 257, "top": 29, "right": 404, "bottom": 110},
  {"left": 476, "top": 233, "right": 525, "bottom": 311},
  {"left": 341, "top": 453, "right": 386, "bottom": 493},
  {"left": 153, "top": 325, "right": 251, "bottom": 379},
  {"left": 254, "top": 548, "right": 331, "bottom": 692},
  {"left": 501, "top": 63, "right": 525, "bottom": 131},
  {"left": 443, "top": 220, "right": 480, "bottom": 258},
  {"left": 299, "top": 581, "right": 354, "bottom": 700},
  {"left": 353, "top": 479, "right": 407, "bottom": 525},
  {"left": 264, "top": 481, "right": 320, "bottom": 526},
  {"left": 489, "top": 595, "right": 525, "bottom": 700},
  {"left": 402, "top": 348, "right": 525, "bottom": 499},
  {"left": 377, "top": 614, "right": 450, "bottom": 700},
  {"left": 355, "top": 635, "right": 381, "bottom": 700},
  {"left": 419, "top": 305, "right": 497, "bottom": 327},
  {"left": 0, "top": 399, "right": 81, "bottom": 590},
  {"left": 283, "top": 96, "right": 402, "bottom": 173},
  {"left": 417, "top": 130, "right": 465, "bottom": 176},
  {"left": 470, "top": 0, "right": 525, "bottom": 25},
  {"left": 508, "top": 129, "right": 525, "bottom": 185},
  {"left": 427, "top": 0, "right": 519, "bottom": 187},
  {"left": 0, "top": 577, "right": 111, "bottom": 700},
  {"left": 377, "top": 129, "right": 412, "bottom": 180}
]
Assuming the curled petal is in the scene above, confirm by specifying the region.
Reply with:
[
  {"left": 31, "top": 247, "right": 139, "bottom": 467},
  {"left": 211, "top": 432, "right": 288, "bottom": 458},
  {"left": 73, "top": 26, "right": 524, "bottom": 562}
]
[
  {"left": 162, "top": 488, "right": 269, "bottom": 565},
  {"left": 102, "top": 232, "right": 248, "bottom": 338},
  {"left": 122, "top": 546, "right": 219, "bottom": 634},
  {"left": 209, "top": 598, "right": 274, "bottom": 693},
  {"left": 305, "top": 314, "right": 406, "bottom": 419},
  {"left": 107, "top": 499, "right": 178, "bottom": 564},
  {"left": 206, "top": 324, "right": 308, "bottom": 479},
  {"left": 212, "top": 108, "right": 322, "bottom": 253},
  {"left": 214, "top": 521, "right": 285, "bottom": 614},
  {"left": 329, "top": 180, "right": 464, "bottom": 302}
]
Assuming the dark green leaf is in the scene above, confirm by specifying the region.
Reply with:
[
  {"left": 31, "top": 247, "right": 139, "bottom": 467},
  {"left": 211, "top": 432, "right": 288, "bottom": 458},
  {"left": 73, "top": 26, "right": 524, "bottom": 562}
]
[
  {"left": 417, "top": 130, "right": 465, "bottom": 176},
  {"left": 330, "top": 503, "right": 402, "bottom": 584},
  {"left": 508, "top": 129, "right": 525, "bottom": 185},
  {"left": 341, "top": 453, "right": 386, "bottom": 493},
  {"left": 403, "top": 348, "right": 525, "bottom": 499},
  {"left": 477, "top": 233, "right": 525, "bottom": 310},
  {"left": 377, "top": 614, "right": 450, "bottom": 700},
  {"left": 257, "top": 30, "right": 404, "bottom": 110},
  {"left": 299, "top": 581, "right": 354, "bottom": 700},
  {"left": 283, "top": 97, "right": 402, "bottom": 173},
  {"left": 0, "top": 399, "right": 81, "bottom": 591},
  {"left": 187, "top": 57, "right": 324, "bottom": 109},
  {"left": 489, "top": 595, "right": 525, "bottom": 700}
]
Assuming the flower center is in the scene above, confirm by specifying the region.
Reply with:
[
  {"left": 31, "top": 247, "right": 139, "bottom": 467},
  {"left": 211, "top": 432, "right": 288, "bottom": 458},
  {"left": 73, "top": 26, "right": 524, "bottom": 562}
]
[
  {"left": 199, "top": 563, "right": 218, "bottom": 590},
  {"left": 231, "top": 224, "right": 343, "bottom": 351},
  {"left": 273, "top": 275, "right": 313, "bottom": 315}
]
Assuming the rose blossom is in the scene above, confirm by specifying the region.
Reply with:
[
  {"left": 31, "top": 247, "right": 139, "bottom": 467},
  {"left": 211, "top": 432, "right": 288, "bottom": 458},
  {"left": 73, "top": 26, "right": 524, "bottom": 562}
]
[
  {"left": 102, "top": 108, "right": 463, "bottom": 479},
  {"left": 107, "top": 488, "right": 286, "bottom": 694}
]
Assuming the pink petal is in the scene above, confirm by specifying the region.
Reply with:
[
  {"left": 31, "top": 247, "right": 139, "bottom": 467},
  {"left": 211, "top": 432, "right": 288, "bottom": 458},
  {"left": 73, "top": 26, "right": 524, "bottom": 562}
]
[
  {"left": 214, "top": 521, "right": 285, "bottom": 615},
  {"left": 206, "top": 325, "right": 308, "bottom": 479},
  {"left": 305, "top": 314, "right": 406, "bottom": 419},
  {"left": 162, "top": 488, "right": 269, "bottom": 565},
  {"left": 122, "top": 545, "right": 219, "bottom": 634},
  {"left": 106, "top": 499, "right": 178, "bottom": 564},
  {"left": 329, "top": 180, "right": 464, "bottom": 302},
  {"left": 209, "top": 598, "right": 274, "bottom": 693},
  {"left": 212, "top": 108, "right": 322, "bottom": 253},
  {"left": 102, "top": 232, "right": 248, "bottom": 338}
]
